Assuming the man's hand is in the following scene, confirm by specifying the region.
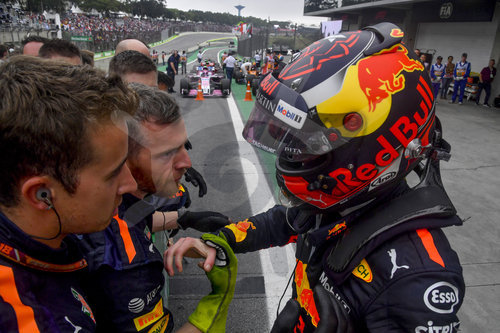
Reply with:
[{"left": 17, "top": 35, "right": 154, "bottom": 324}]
[
  {"left": 188, "top": 233, "right": 238, "bottom": 333},
  {"left": 164, "top": 237, "right": 216, "bottom": 276},
  {"left": 313, "top": 285, "right": 354, "bottom": 333},
  {"left": 184, "top": 167, "right": 207, "bottom": 197},
  {"left": 177, "top": 211, "right": 231, "bottom": 232}
]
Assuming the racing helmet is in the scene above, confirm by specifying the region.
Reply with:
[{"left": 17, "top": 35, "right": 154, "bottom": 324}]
[{"left": 242, "top": 22, "right": 436, "bottom": 212}]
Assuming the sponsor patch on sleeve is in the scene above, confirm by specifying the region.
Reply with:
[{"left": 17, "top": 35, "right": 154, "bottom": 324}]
[
  {"left": 147, "top": 314, "right": 170, "bottom": 333},
  {"left": 274, "top": 99, "right": 307, "bottom": 129},
  {"left": 133, "top": 298, "right": 164, "bottom": 331},
  {"left": 352, "top": 258, "right": 373, "bottom": 283},
  {"left": 423, "top": 281, "right": 459, "bottom": 314}
]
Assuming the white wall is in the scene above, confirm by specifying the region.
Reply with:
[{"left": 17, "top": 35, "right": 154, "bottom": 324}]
[{"left": 415, "top": 21, "right": 496, "bottom": 74}]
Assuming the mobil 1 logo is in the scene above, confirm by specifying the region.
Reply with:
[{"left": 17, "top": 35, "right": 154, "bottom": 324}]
[{"left": 423, "top": 281, "right": 459, "bottom": 314}]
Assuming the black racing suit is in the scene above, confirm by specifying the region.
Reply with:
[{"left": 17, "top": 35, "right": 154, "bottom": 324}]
[
  {"left": 219, "top": 183, "right": 465, "bottom": 332},
  {"left": 79, "top": 190, "right": 187, "bottom": 333},
  {"left": 0, "top": 212, "right": 96, "bottom": 332}
]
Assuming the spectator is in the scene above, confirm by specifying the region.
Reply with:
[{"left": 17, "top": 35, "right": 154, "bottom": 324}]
[
  {"left": 38, "top": 39, "right": 82, "bottom": 65},
  {"left": 180, "top": 50, "right": 187, "bottom": 75},
  {"left": 441, "top": 56, "right": 455, "bottom": 100},
  {"left": 0, "top": 44, "right": 7, "bottom": 64},
  {"left": 476, "top": 59, "right": 496, "bottom": 107},
  {"left": 223, "top": 51, "right": 237, "bottom": 82},
  {"left": 414, "top": 48, "right": 421, "bottom": 57},
  {"left": 115, "top": 38, "right": 149, "bottom": 57},
  {"left": 450, "top": 53, "right": 471, "bottom": 105},
  {"left": 109, "top": 50, "right": 158, "bottom": 87},
  {"left": 21, "top": 35, "right": 48, "bottom": 56},
  {"left": 162, "top": 50, "right": 166, "bottom": 66},
  {"left": 80, "top": 49, "right": 94, "bottom": 66},
  {"left": 430, "top": 56, "right": 445, "bottom": 99},
  {"left": 0, "top": 55, "right": 137, "bottom": 331},
  {"left": 197, "top": 50, "right": 202, "bottom": 63},
  {"left": 167, "top": 50, "right": 178, "bottom": 93}
]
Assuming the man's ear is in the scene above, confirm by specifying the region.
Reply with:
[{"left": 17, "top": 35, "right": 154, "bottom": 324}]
[{"left": 21, "top": 176, "right": 54, "bottom": 210}]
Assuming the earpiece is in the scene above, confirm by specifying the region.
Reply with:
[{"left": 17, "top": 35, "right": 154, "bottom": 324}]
[{"left": 36, "top": 188, "right": 53, "bottom": 208}]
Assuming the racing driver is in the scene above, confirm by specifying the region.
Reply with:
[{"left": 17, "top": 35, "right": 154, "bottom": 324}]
[{"left": 165, "top": 22, "right": 465, "bottom": 332}]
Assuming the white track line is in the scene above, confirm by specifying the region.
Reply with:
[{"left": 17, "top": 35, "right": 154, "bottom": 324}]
[{"left": 222, "top": 52, "right": 294, "bottom": 325}]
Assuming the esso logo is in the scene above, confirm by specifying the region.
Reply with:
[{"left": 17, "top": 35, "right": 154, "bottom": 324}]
[{"left": 423, "top": 282, "right": 459, "bottom": 314}]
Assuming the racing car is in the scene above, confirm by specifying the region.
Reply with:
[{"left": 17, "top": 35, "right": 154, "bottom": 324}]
[{"left": 180, "top": 60, "right": 231, "bottom": 97}]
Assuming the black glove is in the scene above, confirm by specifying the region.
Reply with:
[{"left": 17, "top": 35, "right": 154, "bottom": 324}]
[
  {"left": 270, "top": 299, "right": 300, "bottom": 333},
  {"left": 177, "top": 210, "right": 230, "bottom": 232},
  {"left": 184, "top": 167, "right": 207, "bottom": 197},
  {"left": 313, "top": 285, "right": 354, "bottom": 333}
]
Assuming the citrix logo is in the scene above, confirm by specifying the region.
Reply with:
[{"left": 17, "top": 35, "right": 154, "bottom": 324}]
[{"left": 415, "top": 320, "right": 460, "bottom": 333}]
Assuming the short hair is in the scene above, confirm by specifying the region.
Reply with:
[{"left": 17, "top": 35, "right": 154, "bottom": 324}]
[
  {"left": 0, "top": 56, "right": 138, "bottom": 207},
  {"left": 0, "top": 44, "right": 7, "bottom": 58},
  {"left": 80, "top": 49, "right": 95, "bottom": 66},
  {"left": 127, "top": 83, "right": 180, "bottom": 156},
  {"left": 38, "top": 39, "right": 81, "bottom": 60},
  {"left": 21, "top": 35, "right": 49, "bottom": 46},
  {"left": 462, "top": 53, "right": 467, "bottom": 58},
  {"left": 109, "top": 50, "right": 156, "bottom": 77},
  {"left": 157, "top": 71, "right": 173, "bottom": 88}
]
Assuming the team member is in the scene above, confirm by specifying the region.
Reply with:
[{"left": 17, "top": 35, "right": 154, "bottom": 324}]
[
  {"left": 223, "top": 51, "right": 237, "bottom": 82},
  {"left": 165, "top": 23, "right": 465, "bottom": 332},
  {"left": 450, "top": 53, "right": 471, "bottom": 105},
  {"left": 81, "top": 84, "right": 232, "bottom": 332},
  {"left": 0, "top": 56, "right": 137, "bottom": 331},
  {"left": 116, "top": 38, "right": 150, "bottom": 57},
  {"left": 38, "top": 39, "right": 82, "bottom": 65},
  {"left": 430, "top": 56, "right": 445, "bottom": 98},
  {"left": 167, "top": 50, "right": 179, "bottom": 93},
  {"left": 108, "top": 50, "right": 207, "bottom": 194},
  {"left": 22, "top": 35, "right": 48, "bottom": 56},
  {"left": 476, "top": 59, "right": 496, "bottom": 107}
]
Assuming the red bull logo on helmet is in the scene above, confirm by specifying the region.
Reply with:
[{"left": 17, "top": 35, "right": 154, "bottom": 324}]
[{"left": 358, "top": 44, "right": 424, "bottom": 113}]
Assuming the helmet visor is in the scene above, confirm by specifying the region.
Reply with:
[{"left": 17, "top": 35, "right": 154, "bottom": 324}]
[{"left": 243, "top": 92, "right": 348, "bottom": 162}]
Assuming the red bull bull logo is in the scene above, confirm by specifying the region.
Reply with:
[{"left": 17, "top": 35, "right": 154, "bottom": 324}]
[
  {"left": 358, "top": 45, "right": 424, "bottom": 113},
  {"left": 294, "top": 261, "right": 320, "bottom": 327},
  {"left": 224, "top": 219, "right": 256, "bottom": 242},
  {"left": 390, "top": 28, "right": 404, "bottom": 38},
  {"left": 326, "top": 221, "right": 347, "bottom": 239}
]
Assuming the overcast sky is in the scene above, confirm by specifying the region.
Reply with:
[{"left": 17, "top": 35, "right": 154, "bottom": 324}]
[{"left": 166, "top": 0, "right": 328, "bottom": 26}]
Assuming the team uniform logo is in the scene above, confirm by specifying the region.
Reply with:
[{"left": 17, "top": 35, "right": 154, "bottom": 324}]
[
  {"left": 352, "top": 258, "right": 373, "bottom": 283},
  {"left": 388, "top": 248, "right": 409, "bottom": 279},
  {"left": 71, "top": 287, "right": 95, "bottom": 323},
  {"left": 128, "top": 297, "right": 145, "bottom": 313},
  {"left": 423, "top": 282, "right": 459, "bottom": 314},
  {"left": 133, "top": 299, "right": 164, "bottom": 331},
  {"left": 224, "top": 219, "right": 256, "bottom": 242},
  {"left": 415, "top": 320, "right": 460, "bottom": 333}
]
